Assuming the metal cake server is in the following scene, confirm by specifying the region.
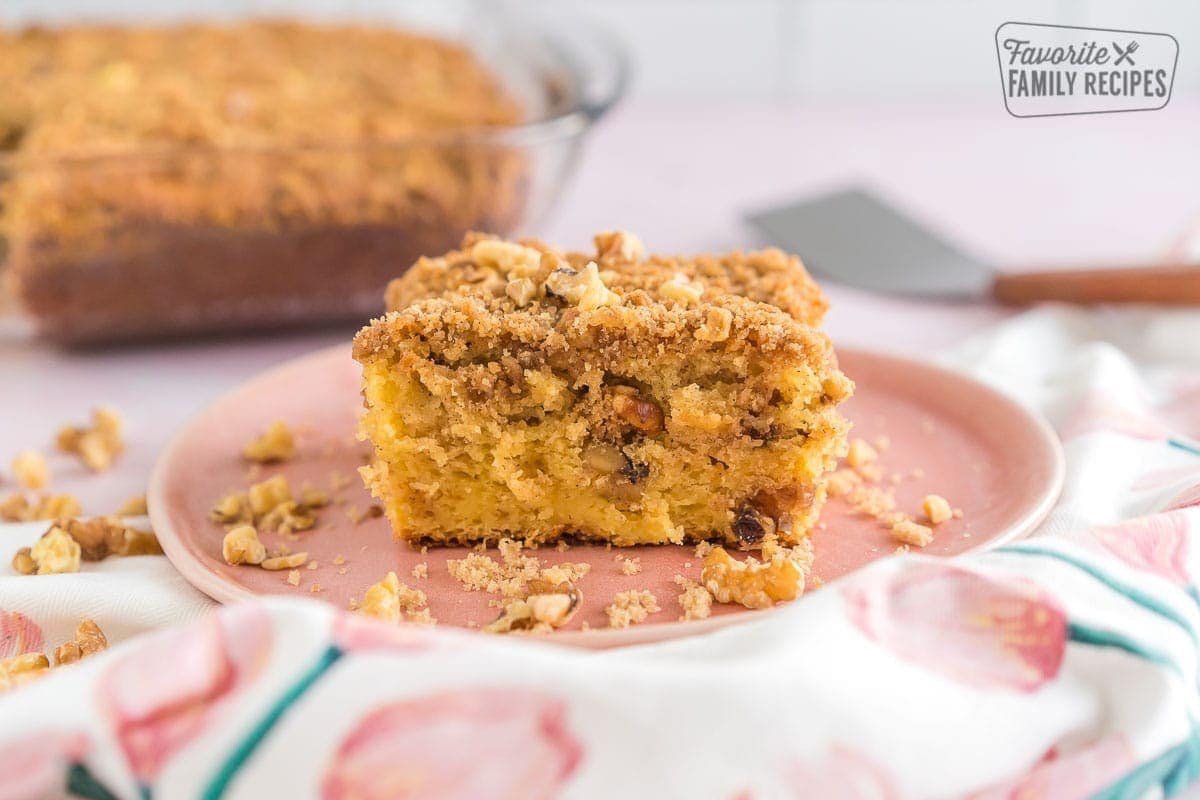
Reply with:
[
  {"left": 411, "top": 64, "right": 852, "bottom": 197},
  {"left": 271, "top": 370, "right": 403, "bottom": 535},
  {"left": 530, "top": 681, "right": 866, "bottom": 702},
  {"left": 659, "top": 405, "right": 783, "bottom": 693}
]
[{"left": 747, "top": 187, "right": 1200, "bottom": 305}]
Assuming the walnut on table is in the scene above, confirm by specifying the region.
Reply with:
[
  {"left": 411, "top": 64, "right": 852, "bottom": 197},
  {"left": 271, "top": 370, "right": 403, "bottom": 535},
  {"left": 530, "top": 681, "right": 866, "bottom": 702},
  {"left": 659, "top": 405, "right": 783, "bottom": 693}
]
[
  {"left": 53, "top": 619, "right": 108, "bottom": 665},
  {"left": 57, "top": 407, "right": 124, "bottom": 472},
  {"left": 10, "top": 450, "right": 49, "bottom": 490},
  {"left": 0, "top": 653, "right": 50, "bottom": 692},
  {"left": 28, "top": 527, "right": 81, "bottom": 575},
  {"left": 0, "top": 492, "right": 82, "bottom": 523}
]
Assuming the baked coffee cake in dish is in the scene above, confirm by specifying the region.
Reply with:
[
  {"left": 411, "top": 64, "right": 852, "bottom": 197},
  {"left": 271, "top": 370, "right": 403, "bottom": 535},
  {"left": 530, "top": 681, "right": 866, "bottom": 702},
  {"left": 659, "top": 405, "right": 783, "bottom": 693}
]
[
  {"left": 354, "top": 231, "right": 852, "bottom": 547},
  {"left": 0, "top": 21, "right": 525, "bottom": 343}
]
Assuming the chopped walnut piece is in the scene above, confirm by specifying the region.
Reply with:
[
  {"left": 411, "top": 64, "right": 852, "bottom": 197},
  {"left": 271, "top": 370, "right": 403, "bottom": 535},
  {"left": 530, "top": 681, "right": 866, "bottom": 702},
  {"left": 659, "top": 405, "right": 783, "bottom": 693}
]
[
  {"left": 485, "top": 583, "right": 580, "bottom": 634},
  {"left": 922, "top": 494, "right": 953, "bottom": 525},
  {"left": 0, "top": 492, "right": 82, "bottom": 523},
  {"left": 594, "top": 230, "right": 645, "bottom": 262},
  {"left": 611, "top": 390, "right": 664, "bottom": 435},
  {"left": 0, "top": 652, "right": 50, "bottom": 692},
  {"left": 29, "top": 527, "right": 81, "bottom": 575},
  {"left": 346, "top": 504, "right": 383, "bottom": 525},
  {"left": 360, "top": 571, "right": 433, "bottom": 624},
  {"left": 115, "top": 494, "right": 148, "bottom": 517},
  {"left": 471, "top": 239, "right": 542, "bottom": 277},
  {"left": 891, "top": 517, "right": 935, "bottom": 548},
  {"left": 673, "top": 576, "right": 714, "bottom": 621},
  {"left": 505, "top": 277, "right": 538, "bottom": 307},
  {"left": 261, "top": 552, "right": 308, "bottom": 571},
  {"left": 212, "top": 474, "right": 326, "bottom": 534},
  {"left": 544, "top": 262, "right": 619, "bottom": 310},
  {"left": 299, "top": 487, "right": 330, "bottom": 508},
  {"left": 10, "top": 450, "right": 49, "bottom": 490},
  {"left": 259, "top": 501, "right": 316, "bottom": 535},
  {"left": 696, "top": 306, "right": 733, "bottom": 342},
  {"left": 659, "top": 272, "right": 703, "bottom": 306},
  {"left": 57, "top": 407, "right": 124, "bottom": 472},
  {"left": 222, "top": 525, "right": 267, "bottom": 566},
  {"left": 55, "top": 517, "right": 160, "bottom": 561},
  {"left": 11, "top": 547, "right": 36, "bottom": 575},
  {"left": 243, "top": 421, "right": 296, "bottom": 463},
  {"left": 210, "top": 492, "right": 251, "bottom": 525},
  {"left": 248, "top": 475, "right": 292, "bottom": 516},
  {"left": 605, "top": 590, "right": 660, "bottom": 629},
  {"left": 53, "top": 620, "right": 108, "bottom": 666},
  {"left": 701, "top": 545, "right": 808, "bottom": 610}
]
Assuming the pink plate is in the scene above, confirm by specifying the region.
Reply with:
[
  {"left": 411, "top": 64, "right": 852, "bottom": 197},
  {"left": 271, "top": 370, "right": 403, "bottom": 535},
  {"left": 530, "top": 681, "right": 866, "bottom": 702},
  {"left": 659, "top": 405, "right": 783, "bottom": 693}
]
[{"left": 149, "top": 345, "right": 1063, "bottom": 649}]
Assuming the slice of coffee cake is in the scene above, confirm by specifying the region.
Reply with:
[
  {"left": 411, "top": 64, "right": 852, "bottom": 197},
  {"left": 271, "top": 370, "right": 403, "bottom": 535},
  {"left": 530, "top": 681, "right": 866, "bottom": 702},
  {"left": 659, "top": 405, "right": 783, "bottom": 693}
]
[{"left": 354, "top": 231, "right": 852, "bottom": 547}]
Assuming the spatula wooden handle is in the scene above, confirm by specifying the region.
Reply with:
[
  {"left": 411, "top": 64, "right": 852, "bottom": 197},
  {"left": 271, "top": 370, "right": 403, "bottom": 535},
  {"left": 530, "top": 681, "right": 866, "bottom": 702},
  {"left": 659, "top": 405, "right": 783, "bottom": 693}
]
[{"left": 992, "top": 264, "right": 1200, "bottom": 306}]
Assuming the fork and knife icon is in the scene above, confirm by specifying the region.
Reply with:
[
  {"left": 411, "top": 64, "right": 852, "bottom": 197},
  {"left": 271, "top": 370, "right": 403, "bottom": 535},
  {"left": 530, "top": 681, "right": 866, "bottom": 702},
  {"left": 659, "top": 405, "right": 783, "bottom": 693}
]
[{"left": 1113, "top": 40, "right": 1139, "bottom": 66}]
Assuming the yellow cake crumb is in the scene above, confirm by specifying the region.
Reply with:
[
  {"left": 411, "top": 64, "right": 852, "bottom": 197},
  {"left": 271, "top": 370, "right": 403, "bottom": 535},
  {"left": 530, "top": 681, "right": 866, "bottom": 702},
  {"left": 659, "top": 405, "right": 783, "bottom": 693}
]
[
  {"left": 605, "top": 590, "right": 660, "bottom": 628},
  {"left": 922, "top": 494, "right": 953, "bottom": 525},
  {"left": 286, "top": 570, "right": 301, "bottom": 587},
  {"left": 447, "top": 538, "right": 589, "bottom": 598},
  {"left": 242, "top": 421, "right": 296, "bottom": 463},
  {"left": 411, "top": 562, "right": 428, "bottom": 579},
  {"left": 619, "top": 556, "right": 642, "bottom": 576},
  {"left": 846, "top": 438, "right": 878, "bottom": 469},
  {"left": 673, "top": 576, "right": 714, "bottom": 621},
  {"left": 10, "top": 450, "right": 49, "bottom": 490},
  {"left": 845, "top": 484, "right": 896, "bottom": 518},
  {"left": 891, "top": 517, "right": 935, "bottom": 548},
  {"left": 826, "top": 468, "right": 862, "bottom": 499}
]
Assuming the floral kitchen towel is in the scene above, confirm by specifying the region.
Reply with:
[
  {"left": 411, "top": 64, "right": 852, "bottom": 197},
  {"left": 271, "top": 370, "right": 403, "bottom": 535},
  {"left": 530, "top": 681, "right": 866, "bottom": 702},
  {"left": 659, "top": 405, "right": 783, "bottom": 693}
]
[{"left": 0, "top": 305, "right": 1199, "bottom": 799}]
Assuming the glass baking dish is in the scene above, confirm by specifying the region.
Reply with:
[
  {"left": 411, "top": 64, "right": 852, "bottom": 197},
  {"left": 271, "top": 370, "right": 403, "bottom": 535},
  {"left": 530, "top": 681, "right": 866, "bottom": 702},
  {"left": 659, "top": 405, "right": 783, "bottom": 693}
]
[{"left": 0, "top": 2, "right": 627, "bottom": 344}]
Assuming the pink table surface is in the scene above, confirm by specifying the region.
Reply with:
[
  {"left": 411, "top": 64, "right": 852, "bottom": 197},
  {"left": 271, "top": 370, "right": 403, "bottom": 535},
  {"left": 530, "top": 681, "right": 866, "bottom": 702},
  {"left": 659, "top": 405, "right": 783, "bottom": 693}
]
[{"left": 2, "top": 97, "right": 1198, "bottom": 516}]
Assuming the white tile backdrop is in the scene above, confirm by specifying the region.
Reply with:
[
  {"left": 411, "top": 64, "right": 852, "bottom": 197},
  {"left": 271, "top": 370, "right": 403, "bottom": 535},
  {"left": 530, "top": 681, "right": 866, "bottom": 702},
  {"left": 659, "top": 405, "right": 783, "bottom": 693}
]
[
  {"left": 2, "top": 0, "right": 1196, "bottom": 100},
  {"left": 563, "top": 0, "right": 1200, "bottom": 100}
]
